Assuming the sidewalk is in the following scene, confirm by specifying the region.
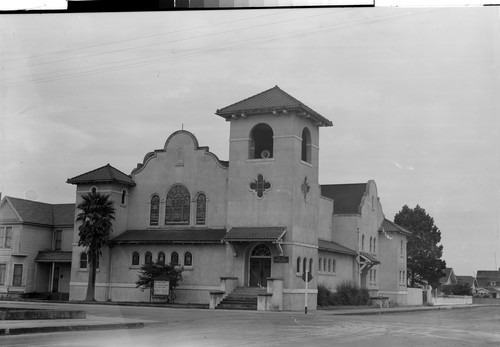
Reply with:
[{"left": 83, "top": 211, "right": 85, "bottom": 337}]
[
  {"left": 0, "top": 314, "right": 154, "bottom": 336},
  {"left": 318, "top": 303, "right": 494, "bottom": 315}
]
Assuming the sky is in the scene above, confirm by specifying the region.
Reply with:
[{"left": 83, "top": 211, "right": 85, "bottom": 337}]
[{"left": 1, "top": 7, "right": 499, "bottom": 277}]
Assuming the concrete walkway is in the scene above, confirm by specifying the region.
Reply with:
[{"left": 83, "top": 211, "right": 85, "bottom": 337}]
[{"left": 0, "top": 302, "right": 494, "bottom": 336}]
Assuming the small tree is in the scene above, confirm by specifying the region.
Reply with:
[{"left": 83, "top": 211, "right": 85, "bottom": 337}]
[
  {"left": 136, "top": 260, "right": 183, "bottom": 301},
  {"left": 76, "top": 191, "right": 115, "bottom": 301}
]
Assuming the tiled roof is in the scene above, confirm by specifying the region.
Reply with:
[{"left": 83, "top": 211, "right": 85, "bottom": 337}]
[
  {"left": 360, "top": 251, "right": 380, "bottom": 264},
  {"left": 379, "top": 219, "right": 412, "bottom": 236},
  {"left": 320, "top": 183, "right": 367, "bottom": 214},
  {"left": 215, "top": 86, "right": 332, "bottom": 127},
  {"left": 222, "top": 227, "right": 286, "bottom": 242},
  {"left": 67, "top": 163, "right": 135, "bottom": 186},
  {"left": 35, "top": 251, "right": 72, "bottom": 263},
  {"left": 5, "top": 196, "right": 75, "bottom": 226},
  {"left": 109, "top": 228, "right": 227, "bottom": 244},
  {"left": 318, "top": 239, "right": 357, "bottom": 256}
]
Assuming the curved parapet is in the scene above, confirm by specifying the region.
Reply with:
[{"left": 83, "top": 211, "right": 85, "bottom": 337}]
[{"left": 132, "top": 129, "right": 228, "bottom": 176}]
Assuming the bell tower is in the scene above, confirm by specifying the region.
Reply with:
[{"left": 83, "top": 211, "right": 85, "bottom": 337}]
[{"left": 216, "top": 86, "right": 332, "bottom": 309}]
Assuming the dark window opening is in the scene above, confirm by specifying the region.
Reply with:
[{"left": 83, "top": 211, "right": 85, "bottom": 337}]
[
  {"left": 301, "top": 127, "right": 312, "bottom": 163},
  {"left": 249, "top": 123, "right": 274, "bottom": 159}
]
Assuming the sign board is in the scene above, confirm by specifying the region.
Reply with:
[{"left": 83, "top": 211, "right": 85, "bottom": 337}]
[
  {"left": 273, "top": 256, "right": 289, "bottom": 263},
  {"left": 301, "top": 272, "right": 313, "bottom": 282},
  {"left": 153, "top": 280, "right": 170, "bottom": 297}
]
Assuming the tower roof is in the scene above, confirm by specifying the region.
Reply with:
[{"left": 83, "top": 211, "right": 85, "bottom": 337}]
[
  {"left": 67, "top": 163, "right": 135, "bottom": 186},
  {"left": 215, "top": 85, "right": 332, "bottom": 127}
]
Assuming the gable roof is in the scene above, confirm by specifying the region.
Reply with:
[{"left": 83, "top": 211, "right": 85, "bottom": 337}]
[
  {"left": 456, "top": 276, "right": 477, "bottom": 287},
  {"left": 67, "top": 163, "right": 135, "bottom": 186},
  {"left": 440, "top": 268, "right": 457, "bottom": 285},
  {"left": 215, "top": 86, "right": 332, "bottom": 127},
  {"left": 476, "top": 270, "right": 500, "bottom": 279},
  {"left": 320, "top": 183, "right": 367, "bottom": 214},
  {"left": 379, "top": 219, "right": 412, "bottom": 236},
  {"left": 2, "top": 196, "right": 75, "bottom": 227}
]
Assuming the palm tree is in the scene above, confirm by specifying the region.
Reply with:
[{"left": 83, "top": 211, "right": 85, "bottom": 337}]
[{"left": 76, "top": 191, "right": 115, "bottom": 301}]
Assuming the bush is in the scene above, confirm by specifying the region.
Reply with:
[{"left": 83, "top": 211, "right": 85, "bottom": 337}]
[
  {"left": 441, "top": 283, "right": 472, "bottom": 296},
  {"left": 317, "top": 281, "right": 370, "bottom": 306}
]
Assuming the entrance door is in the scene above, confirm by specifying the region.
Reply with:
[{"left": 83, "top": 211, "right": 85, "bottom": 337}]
[
  {"left": 249, "top": 258, "right": 271, "bottom": 287},
  {"left": 52, "top": 267, "right": 60, "bottom": 293}
]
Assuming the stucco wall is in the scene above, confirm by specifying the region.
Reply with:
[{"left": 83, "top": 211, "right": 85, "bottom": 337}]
[
  {"left": 378, "top": 231, "right": 407, "bottom": 294},
  {"left": 317, "top": 251, "right": 356, "bottom": 291}
]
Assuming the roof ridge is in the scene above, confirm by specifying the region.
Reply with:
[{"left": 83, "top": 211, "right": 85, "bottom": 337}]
[{"left": 215, "top": 85, "right": 281, "bottom": 114}]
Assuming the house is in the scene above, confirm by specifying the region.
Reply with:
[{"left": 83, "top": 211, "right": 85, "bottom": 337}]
[
  {"left": 440, "top": 268, "right": 458, "bottom": 287},
  {"left": 476, "top": 269, "right": 500, "bottom": 298},
  {"left": 66, "top": 86, "right": 408, "bottom": 310},
  {"left": 0, "top": 196, "right": 75, "bottom": 299},
  {"left": 456, "top": 276, "right": 479, "bottom": 294}
]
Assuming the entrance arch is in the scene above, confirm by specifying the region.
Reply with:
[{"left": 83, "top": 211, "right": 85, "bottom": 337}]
[{"left": 249, "top": 244, "right": 272, "bottom": 287}]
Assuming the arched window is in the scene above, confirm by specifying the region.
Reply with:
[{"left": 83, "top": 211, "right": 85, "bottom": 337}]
[
  {"left": 184, "top": 252, "right": 192, "bottom": 266},
  {"left": 251, "top": 244, "right": 272, "bottom": 256},
  {"left": 309, "top": 258, "right": 313, "bottom": 274},
  {"left": 302, "top": 257, "right": 307, "bottom": 275},
  {"left": 301, "top": 127, "right": 312, "bottom": 163},
  {"left": 401, "top": 240, "right": 404, "bottom": 255},
  {"left": 121, "top": 189, "right": 127, "bottom": 205},
  {"left": 91, "top": 187, "right": 97, "bottom": 194},
  {"left": 323, "top": 258, "right": 326, "bottom": 272},
  {"left": 332, "top": 259, "right": 336, "bottom": 273},
  {"left": 361, "top": 235, "right": 365, "bottom": 251},
  {"left": 249, "top": 123, "right": 274, "bottom": 159},
  {"left": 165, "top": 185, "right": 190, "bottom": 225},
  {"left": 373, "top": 237, "right": 376, "bottom": 253},
  {"left": 196, "top": 193, "right": 206, "bottom": 225},
  {"left": 328, "top": 259, "right": 331, "bottom": 272},
  {"left": 158, "top": 252, "right": 165, "bottom": 265},
  {"left": 369, "top": 237, "right": 373, "bottom": 253},
  {"left": 150, "top": 195, "right": 160, "bottom": 226},
  {"left": 297, "top": 257, "right": 301, "bottom": 273},
  {"left": 132, "top": 252, "right": 140, "bottom": 266},
  {"left": 80, "top": 253, "right": 87, "bottom": 269},
  {"left": 318, "top": 257, "right": 322, "bottom": 271},
  {"left": 171, "top": 252, "right": 179, "bottom": 265},
  {"left": 145, "top": 251, "right": 152, "bottom": 265}
]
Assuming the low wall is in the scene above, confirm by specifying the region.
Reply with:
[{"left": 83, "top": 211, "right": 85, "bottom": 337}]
[
  {"left": 431, "top": 295, "right": 472, "bottom": 306},
  {"left": 472, "top": 297, "right": 500, "bottom": 305},
  {"left": 407, "top": 287, "right": 423, "bottom": 306}
]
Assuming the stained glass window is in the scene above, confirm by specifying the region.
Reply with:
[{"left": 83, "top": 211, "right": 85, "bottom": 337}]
[
  {"left": 132, "top": 252, "right": 140, "bottom": 266},
  {"left": 158, "top": 252, "right": 165, "bottom": 265},
  {"left": 171, "top": 252, "right": 179, "bottom": 265},
  {"left": 165, "top": 185, "right": 190, "bottom": 225},
  {"left": 196, "top": 194, "right": 206, "bottom": 225},
  {"left": 184, "top": 252, "right": 192, "bottom": 266},
  {"left": 150, "top": 195, "right": 160, "bottom": 226},
  {"left": 145, "top": 251, "right": 152, "bottom": 264},
  {"left": 251, "top": 244, "right": 272, "bottom": 256}
]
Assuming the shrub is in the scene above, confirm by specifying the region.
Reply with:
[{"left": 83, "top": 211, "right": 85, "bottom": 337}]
[{"left": 317, "top": 281, "right": 370, "bottom": 306}]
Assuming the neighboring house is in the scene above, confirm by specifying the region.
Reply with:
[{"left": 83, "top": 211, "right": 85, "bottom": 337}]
[
  {"left": 378, "top": 218, "right": 411, "bottom": 305},
  {"left": 66, "top": 86, "right": 407, "bottom": 310},
  {"left": 0, "top": 196, "right": 75, "bottom": 299},
  {"left": 476, "top": 269, "right": 500, "bottom": 298},
  {"left": 456, "top": 275, "right": 479, "bottom": 294},
  {"left": 440, "top": 268, "right": 458, "bottom": 287}
]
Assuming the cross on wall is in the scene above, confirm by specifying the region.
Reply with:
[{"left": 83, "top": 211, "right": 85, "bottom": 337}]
[{"left": 250, "top": 174, "right": 271, "bottom": 198}]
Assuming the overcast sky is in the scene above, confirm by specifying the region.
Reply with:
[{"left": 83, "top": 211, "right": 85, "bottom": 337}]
[{"left": 1, "top": 8, "right": 499, "bottom": 277}]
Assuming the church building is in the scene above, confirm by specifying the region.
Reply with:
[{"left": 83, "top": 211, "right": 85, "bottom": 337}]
[{"left": 67, "top": 86, "right": 409, "bottom": 310}]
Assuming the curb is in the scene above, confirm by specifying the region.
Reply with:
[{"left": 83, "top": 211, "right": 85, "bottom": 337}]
[
  {"left": 0, "top": 322, "right": 144, "bottom": 336},
  {"left": 326, "top": 304, "right": 494, "bottom": 316}
]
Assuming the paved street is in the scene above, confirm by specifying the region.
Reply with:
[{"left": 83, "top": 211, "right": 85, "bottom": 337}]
[{"left": 1, "top": 302, "right": 499, "bottom": 346}]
